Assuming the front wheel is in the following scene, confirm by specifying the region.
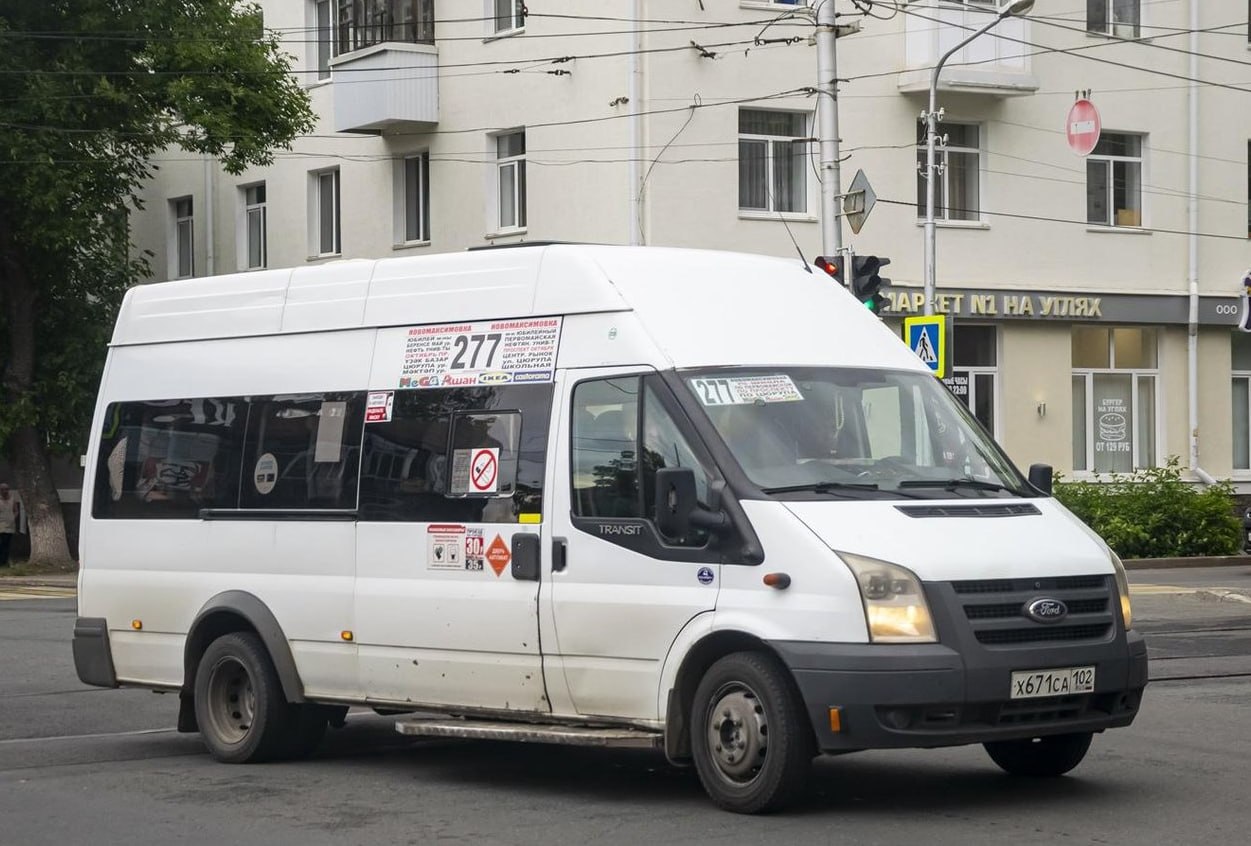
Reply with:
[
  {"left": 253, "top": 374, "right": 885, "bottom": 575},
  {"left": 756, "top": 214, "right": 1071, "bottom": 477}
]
[
  {"left": 690, "top": 651, "right": 814, "bottom": 814},
  {"left": 984, "top": 732, "right": 1093, "bottom": 777}
]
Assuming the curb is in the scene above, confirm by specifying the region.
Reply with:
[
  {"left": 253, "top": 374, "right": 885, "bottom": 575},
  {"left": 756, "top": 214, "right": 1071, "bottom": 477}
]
[{"left": 1123, "top": 555, "right": 1251, "bottom": 570}]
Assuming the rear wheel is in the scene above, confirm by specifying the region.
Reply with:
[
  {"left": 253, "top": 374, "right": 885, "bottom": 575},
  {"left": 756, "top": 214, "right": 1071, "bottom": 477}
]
[
  {"left": 690, "top": 651, "right": 814, "bottom": 814},
  {"left": 984, "top": 732, "right": 1093, "bottom": 777},
  {"left": 194, "top": 632, "right": 291, "bottom": 763}
]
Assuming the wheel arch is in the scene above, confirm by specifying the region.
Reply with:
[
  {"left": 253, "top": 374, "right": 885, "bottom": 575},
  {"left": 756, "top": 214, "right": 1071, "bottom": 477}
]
[
  {"left": 183, "top": 591, "right": 305, "bottom": 707},
  {"left": 662, "top": 627, "right": 789, "bottom": 765}
]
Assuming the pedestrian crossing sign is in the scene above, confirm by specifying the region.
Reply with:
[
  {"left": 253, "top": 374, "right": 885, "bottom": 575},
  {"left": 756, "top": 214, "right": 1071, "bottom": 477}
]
[{"left": 904, "top": 315, "right": 947, "bottom": 378}]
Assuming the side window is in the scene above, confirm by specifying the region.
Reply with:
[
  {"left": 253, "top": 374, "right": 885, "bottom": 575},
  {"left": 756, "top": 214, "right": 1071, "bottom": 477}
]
[
  {"left": 93, "top": 398, "right": 246, "bottom": 519},
  {"left": 359, "top": 385, "right": 553, "bottom": 523},
  {"left": 239, "top": 393, "right": 364, "bottom": 510},
  {"left": 572, "top": 376, "right": 714, "bottom": 547}
]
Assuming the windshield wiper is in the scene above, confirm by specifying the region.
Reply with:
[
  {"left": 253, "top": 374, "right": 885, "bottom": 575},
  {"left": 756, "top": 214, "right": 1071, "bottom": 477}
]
[
  {"left": 762, "top": 481, "right": 879, "bottom": 495},
  {"left": 897, "top": 477, "right": 1024, "bottom": 495}
]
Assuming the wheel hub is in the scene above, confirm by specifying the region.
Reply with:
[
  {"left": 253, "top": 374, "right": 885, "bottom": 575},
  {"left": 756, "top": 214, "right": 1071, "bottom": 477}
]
[
  {"left": 206, "top": 657, "right": 256, "bottom": 745},
  {"left": 706, "top": 684, "right": 768, "bottom": 782}
]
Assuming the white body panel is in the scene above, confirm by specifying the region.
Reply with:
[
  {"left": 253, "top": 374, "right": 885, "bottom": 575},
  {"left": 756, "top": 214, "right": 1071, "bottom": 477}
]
[{"left": 80, "top": 246, "right": 1112, "bottom": 729}]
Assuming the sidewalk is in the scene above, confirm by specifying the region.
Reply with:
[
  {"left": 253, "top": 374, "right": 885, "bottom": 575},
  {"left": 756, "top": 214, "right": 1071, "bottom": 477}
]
[{"left": 0, "top": 572, "right": 78, "bottom": 588}]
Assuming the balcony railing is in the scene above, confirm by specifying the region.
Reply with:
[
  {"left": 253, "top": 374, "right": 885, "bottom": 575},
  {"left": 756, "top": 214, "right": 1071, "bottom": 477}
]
[{"left": 898, "top": 0, "right": 1038, "bottom": 96}]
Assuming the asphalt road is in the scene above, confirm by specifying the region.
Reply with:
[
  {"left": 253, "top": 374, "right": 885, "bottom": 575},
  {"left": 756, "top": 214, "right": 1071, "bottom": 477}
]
[{"left": 1, "top": 568, "right": 1248, "bottom": 845}]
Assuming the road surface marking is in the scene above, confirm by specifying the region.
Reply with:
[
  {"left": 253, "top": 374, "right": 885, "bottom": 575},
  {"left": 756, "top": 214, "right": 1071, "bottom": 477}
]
[
  {"left": 0, "top": 586, "right": 76, "bottom": 601},
  {"left": 1129, "top": 584, "right": 1198, "bottom": 596}
]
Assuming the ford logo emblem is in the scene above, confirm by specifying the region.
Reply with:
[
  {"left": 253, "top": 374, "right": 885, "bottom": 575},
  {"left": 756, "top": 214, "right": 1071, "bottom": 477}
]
[{"left": 1024, "top": 598, "right": 1068, "bottom": 624}]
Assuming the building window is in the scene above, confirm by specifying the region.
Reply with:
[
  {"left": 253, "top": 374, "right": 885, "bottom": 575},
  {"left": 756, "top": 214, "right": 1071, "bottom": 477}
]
[
  {"left": 335, "top": 0, "right": 435, "bottom": 55},
  {"left": 1088, "top": 0, "right": 1139, "bottom": 38},
  {"left": 243, "top": 183, "right": 267, "bottom": 269},
  {"left": 495, "top": 131, "right": 526, "bottom": 231},
  {"left": 314, "top": 168, "right": 341, "bottom": 256},
  {"left": 171, "top": 197, "right": 194, "bottom": 279},
  {"left": 402, "top": 152, "right": 430, "bottom": 243},
  {"left": 942, "top": 325, "right": 997, "bottom": 436},
  {"left": 1247, "top": 140, "right": 1250, "bottom": 238},
  {"left": 738, "top": 109, "right": 808, "bottom": 214},
  {"left": 493, "top": 0, "right": 524, "bottom": 33},
  {"left": 1087, "top": 132, "right": 1142, "bottom": 228},
  {"left": 1072, "top": 327, "right": 1158, "bottom": 474},
  {"left": 916, "top": 122, "right": 981, "bottom": 222},
  {"left": 1232, "top": 334, "right": 1251, "bottom": 470},
  {"left": 315, "top": 0, "right": 332, "bottom": 80}
]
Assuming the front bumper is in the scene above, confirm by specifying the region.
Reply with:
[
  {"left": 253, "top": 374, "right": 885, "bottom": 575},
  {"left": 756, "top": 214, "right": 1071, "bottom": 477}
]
[{"left": 769, "top": 631, "right": 1147, "bottom": 752}]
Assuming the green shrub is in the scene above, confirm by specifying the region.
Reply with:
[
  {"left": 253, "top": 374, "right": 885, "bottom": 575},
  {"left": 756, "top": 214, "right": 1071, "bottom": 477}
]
[{"left": 1054, "top": 458, "right": 1242, "bottom": 559}]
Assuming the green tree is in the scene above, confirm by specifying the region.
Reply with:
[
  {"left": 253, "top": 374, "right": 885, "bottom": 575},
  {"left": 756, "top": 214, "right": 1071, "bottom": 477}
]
[{"left": 0, "top": 1, "right": 315, "bottom": 562}]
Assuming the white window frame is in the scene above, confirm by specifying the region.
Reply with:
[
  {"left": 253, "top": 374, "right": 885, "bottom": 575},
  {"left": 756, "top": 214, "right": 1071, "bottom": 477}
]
[
  {"left": 1087, "top": 132, "right": 1144, "bottom": 229},
  {"left": 309, "top": 168, "right": 341, "bottom": 258},
  {"left": 488, "top": 0, "right": 524, "bottom": 36},
  {"left": 238, "top": 182, "right": 267, "bottom": 270},
  {"left": 169, "top": 196, "right": 194, "bottom": 279},
  {"left": 393, "top": 151, "right": 431, "bottom": 246},
  {"left": 1234, "top": 371, "right": 1251, "bottom": 472},
  {"left": 1087, "top": 0, "right": 1141, "bottom": 39},
  {"left": 313, "top": 0, "right": 332, "bottom": 81},
  {"left": 738, "top": 108, "right": 813, "bottom": 219},
  {"left": 1071, "top": 329, "right": 1161, "bottom": 475},
  {"left": 489, "top": 130, "right": 526, "bottom": 235},
  {"left": 916, "top": 120, "right": 983, "bottom": 223}
]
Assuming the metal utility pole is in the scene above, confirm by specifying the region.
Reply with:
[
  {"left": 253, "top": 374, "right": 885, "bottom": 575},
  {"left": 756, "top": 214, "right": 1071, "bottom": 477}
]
[
  {"left": 815, "top": 0, "right": 842, "bottom": 256},
  {"left": 923, "top": 0, "right": 1034, "bottom": 316}
]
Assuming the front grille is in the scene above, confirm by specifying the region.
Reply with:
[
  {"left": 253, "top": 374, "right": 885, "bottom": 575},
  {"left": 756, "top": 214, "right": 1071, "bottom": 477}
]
[{"left": 950, "top": 575, "right": 1116, "bottom": 647}]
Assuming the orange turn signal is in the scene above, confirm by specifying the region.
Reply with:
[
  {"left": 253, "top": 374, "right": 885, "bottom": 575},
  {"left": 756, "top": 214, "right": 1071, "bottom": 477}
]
[
  {"left": 340, "top": 630, "right": 354, "bottom": 642},
  {"left": 763, "top": 572, "right": 792, "bottom": 589},
  {"left": 131, "top": 619, "right": 143, "bottom": 630},
  {"left": 828, "top": 707, "right": 843, "bottom": 734}
]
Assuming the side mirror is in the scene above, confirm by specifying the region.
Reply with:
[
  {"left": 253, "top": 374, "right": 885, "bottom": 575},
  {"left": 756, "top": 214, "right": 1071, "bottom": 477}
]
[
  {"left": 1028, "top": 463, "right": 1053, "bottom": 496},
  {"left": 654, "top": 467, "right": 729, "bottom": 539}
]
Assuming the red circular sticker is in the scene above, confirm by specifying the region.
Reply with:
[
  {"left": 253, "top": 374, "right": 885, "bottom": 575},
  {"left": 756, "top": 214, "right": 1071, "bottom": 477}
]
[{"left": 470, "top": 449, "right": 498, "bottom": 492}]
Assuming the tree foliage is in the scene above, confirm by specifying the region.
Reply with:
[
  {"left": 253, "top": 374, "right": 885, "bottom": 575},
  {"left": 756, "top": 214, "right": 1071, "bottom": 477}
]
[
  {"left": 0, "top": 0, "right": 315, "bottom": 561},
  {"left": 1055, "top": 458, "right": 1243, "bottom": 559}
]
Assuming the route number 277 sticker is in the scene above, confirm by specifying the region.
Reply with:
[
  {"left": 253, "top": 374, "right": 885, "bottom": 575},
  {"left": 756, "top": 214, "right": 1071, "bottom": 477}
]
[{"left": 689, "top": 375, "right": 804, "bottom": 406}]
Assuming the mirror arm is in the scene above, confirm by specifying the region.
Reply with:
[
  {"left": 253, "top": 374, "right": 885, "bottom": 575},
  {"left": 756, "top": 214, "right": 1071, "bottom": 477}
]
[{"left": 689, "top": 507, "right": 730, "bottom": 531}]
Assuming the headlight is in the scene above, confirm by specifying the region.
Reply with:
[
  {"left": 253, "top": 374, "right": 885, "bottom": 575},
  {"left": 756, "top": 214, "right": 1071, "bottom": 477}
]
[
  {"left": 1109, "top": 548, "right": 1133, "bottom": 631},
  {"left": 839, "top": 553, "right": 936, "bottom": 643}
]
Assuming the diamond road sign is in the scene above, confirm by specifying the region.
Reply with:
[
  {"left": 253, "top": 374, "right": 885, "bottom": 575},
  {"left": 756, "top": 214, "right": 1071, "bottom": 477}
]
[{"left": 843, "top": 169, "right": 876, "bottom": 235}]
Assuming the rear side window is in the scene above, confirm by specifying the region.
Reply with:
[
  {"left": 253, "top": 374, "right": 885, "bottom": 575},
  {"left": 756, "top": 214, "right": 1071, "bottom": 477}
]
[
  {"left": 239, "top": 394, "right": 365, "bottom": 510},
  {"left": 93, "top": 398, "right": 247, "bottom": 519},
  {"left": 358, "top": 384, "right": 553, "bottom": 523}
]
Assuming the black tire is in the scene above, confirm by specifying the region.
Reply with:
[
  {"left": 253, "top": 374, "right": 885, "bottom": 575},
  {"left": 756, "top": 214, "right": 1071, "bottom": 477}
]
[
  {"left": 984, "top": 732, "right": 1093, "bottom": 777},
  {"left": 193, "top": 632, "right": 291, "bottom": 763},
  {"left": 690, "top": 651, "right": 815, "bottom": 814}
]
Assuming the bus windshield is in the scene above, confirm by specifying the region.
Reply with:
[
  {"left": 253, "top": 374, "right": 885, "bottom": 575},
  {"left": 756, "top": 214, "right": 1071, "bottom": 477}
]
[{"left": 683, "top": 367, "right": 1030, "bottom": 499}]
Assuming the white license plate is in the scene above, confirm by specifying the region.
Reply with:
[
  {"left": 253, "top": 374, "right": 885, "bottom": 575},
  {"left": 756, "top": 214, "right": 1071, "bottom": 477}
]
[{"left": 1010, "top": 666, "right": 1096, "bottom": 699}]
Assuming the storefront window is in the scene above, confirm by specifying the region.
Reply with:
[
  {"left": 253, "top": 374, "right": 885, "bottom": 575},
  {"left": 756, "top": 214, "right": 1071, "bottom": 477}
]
[
  {"left": 1072, "top": 327, "right": 1158, "bottom": 473},
  {"left": 942, "top": 325, "right": 997, "bottom": 436}
]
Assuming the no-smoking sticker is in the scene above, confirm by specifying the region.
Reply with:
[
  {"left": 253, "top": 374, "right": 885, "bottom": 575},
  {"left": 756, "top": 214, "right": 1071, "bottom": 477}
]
[{"left": 469, "top": 448, "right": 499, "bottom": 493}]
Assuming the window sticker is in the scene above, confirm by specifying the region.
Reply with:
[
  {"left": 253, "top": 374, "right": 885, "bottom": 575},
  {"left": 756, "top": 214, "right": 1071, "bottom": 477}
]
[
  {"left": 365, "top": 391, "right": 394, "bottom": 423},
  {"left": 689, "top": 375, "right": 804, "bottom": 407},
  {"left": 253, "top": 453, "right": 278, "bottom": 495},
  {"left": 396, "top": 317, "right": 562, "bottom": 389}
]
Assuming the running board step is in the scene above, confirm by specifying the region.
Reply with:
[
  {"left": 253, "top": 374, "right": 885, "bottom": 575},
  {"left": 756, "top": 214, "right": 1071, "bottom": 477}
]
[{"left": 394, "top": 717, "right": 662, "bottom": 749}]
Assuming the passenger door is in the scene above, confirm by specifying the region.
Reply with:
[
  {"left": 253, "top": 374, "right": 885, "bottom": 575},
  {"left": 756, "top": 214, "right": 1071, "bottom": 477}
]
[
  {"left": 543, "top": 368, "right": 722, "bottom": 721},
  {"left": 354, "top": 382, "right": 556, "bottom": 713}
]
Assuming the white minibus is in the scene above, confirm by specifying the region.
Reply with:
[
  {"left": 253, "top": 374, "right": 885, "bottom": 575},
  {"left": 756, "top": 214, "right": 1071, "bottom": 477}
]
[{"left": 74, "top": 245, "right": 1146, "bottom": 813}]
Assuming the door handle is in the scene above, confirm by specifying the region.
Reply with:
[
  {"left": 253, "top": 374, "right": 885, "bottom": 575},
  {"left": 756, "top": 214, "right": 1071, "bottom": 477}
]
[{"left": 552, "top": 537, "right": 568, "bottom": 572}]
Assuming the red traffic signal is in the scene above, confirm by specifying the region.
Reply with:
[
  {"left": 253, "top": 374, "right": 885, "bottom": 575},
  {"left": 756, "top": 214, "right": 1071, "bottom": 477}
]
[{"left": 814, "top": 255, "right": 846, "bottom": 284}]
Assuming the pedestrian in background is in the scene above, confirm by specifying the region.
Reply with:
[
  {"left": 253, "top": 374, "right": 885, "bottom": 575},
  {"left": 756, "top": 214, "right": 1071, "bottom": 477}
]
[{"left": 0, "top": 483, "right": 21, "bottom": 567}]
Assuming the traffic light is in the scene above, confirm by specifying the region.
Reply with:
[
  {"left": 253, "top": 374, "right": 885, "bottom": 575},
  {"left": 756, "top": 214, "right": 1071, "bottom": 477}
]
[
  {"left": 851, "top": 255, "right": 890, "bottom": 314},
  {"left": 813, "top": 255, "right": 846, "bottom": 285}
]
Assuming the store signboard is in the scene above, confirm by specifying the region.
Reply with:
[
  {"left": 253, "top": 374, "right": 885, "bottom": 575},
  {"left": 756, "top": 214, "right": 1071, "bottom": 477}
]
[{"left": 881, "top": 289, "right": 1240, "bottom": 326}]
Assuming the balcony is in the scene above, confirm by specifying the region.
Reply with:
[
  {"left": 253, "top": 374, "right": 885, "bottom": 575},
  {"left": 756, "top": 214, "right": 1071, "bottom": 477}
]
[
  {"left": 330, "top": 0, "right": 438, "bottom": 133},
  {"left": 897, "top": 1, "right": 1038, "bottom": 97}
]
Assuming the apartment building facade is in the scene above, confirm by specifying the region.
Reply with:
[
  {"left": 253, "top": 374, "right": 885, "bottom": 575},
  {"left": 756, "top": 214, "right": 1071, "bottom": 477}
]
[{"left": 127, "top": 0, "right": 1251, "bottom": 485}]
